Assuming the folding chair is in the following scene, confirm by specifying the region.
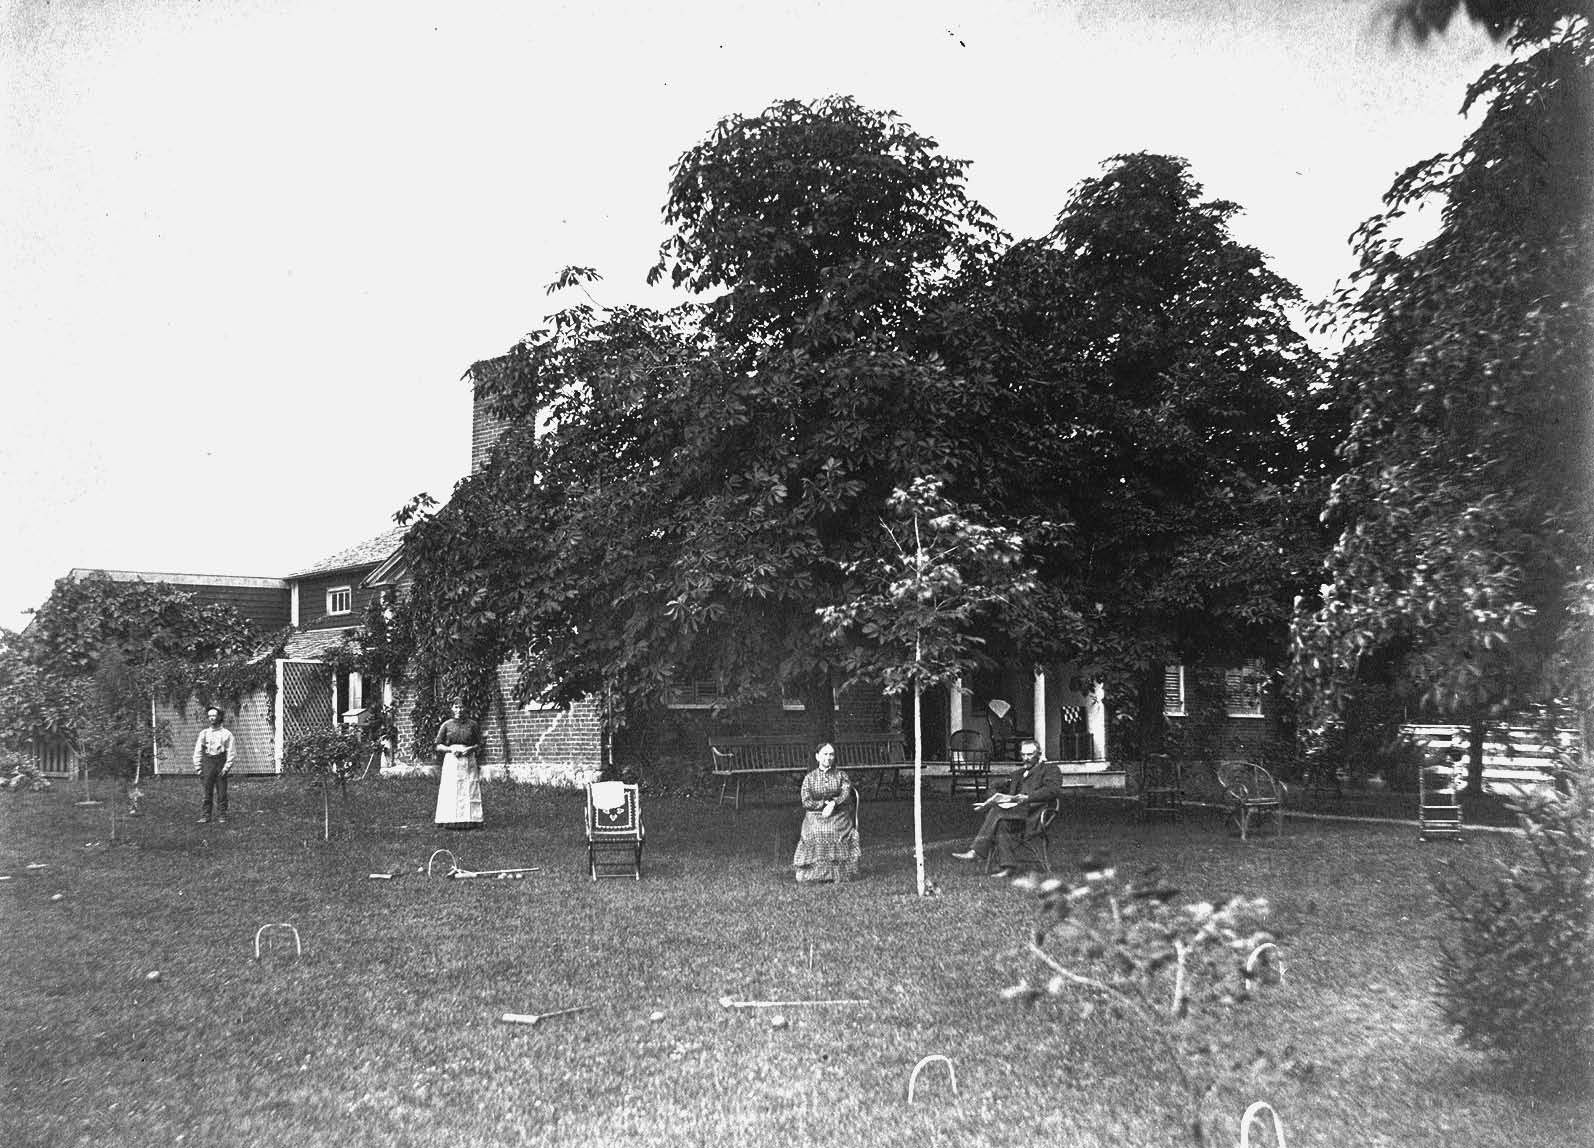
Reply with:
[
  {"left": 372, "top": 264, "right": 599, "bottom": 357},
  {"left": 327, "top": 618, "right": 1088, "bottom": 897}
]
[
  {"left": 586, "top": 780, "right": 644, "bottom": 880},
  {"left": 1418, "top": 761, "right": 1464, "bottom": 842}
]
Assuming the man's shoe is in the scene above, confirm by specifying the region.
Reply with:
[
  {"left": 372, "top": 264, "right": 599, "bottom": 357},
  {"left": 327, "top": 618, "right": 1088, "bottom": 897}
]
[
  {"left": 989, "top": 867, "right": 1015, "bottom": 879},
  {"left": 217, "top": 817, "right": 228, "bottom": 824},
  {"left": 951, "top": 850, "right": 979, "bottom": 862},
  {"left": 197, "top": 817, "right": 210, "bottom": 824}
]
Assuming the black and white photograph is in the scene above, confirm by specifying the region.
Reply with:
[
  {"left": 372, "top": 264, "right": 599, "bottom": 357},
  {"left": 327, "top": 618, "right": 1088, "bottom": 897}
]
[{"left": 2, "top": 2, "right": 1590, "bottom": 1144}]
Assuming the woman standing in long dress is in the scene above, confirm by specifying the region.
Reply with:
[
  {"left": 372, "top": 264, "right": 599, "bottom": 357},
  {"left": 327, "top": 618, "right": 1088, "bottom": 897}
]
[
  {"left": 434, "top": 699, "right": 485, "bottom": 829},
  {"left": 792, "top": 743, "right": 860, "bottom": 883}
]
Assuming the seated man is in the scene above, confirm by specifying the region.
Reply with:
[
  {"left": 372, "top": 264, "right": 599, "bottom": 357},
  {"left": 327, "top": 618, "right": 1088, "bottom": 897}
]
[{"left": 952, "top": 739, "right": 1065, "bottom": 877}]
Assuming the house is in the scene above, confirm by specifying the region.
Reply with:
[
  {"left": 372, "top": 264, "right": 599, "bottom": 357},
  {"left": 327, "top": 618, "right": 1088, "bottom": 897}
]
[
  {"left": 56, "top": 374, "right": 1294, "bottom": 788},
  {"left": 142, "top": 537, "right": 407, "bottom": 779},
  {"left": 1161, "top": 659, "right": 1293, "bottom": 765},
  {"left": 459, "top": 370, "right": 1120, "bottom": 779},
  {"left": 33, "top": 569, "right": 291, "bottom": 779}
]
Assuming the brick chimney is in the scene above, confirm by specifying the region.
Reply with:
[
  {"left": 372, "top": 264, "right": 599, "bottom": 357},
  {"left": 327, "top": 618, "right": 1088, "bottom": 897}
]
[{"left": 469, "top": 355, "right": 514, "bottom": 475}]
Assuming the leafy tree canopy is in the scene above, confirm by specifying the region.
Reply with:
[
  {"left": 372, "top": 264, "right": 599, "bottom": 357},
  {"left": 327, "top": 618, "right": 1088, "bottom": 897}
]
[
  {"left": 399, "top": 98, "right": 1000, "bottom": 725},
  {"left": 0, "top": 574, "right": 263, "bottom": 774},
  {"left": 395, "top": 119, "right": 1329, "bottom": 742},
  {"left": 1296, "top": 17, "right": 1593, "bottom": 722},
  {"left": 949, "top": 153, "right": 1331, "bottom": 688}
]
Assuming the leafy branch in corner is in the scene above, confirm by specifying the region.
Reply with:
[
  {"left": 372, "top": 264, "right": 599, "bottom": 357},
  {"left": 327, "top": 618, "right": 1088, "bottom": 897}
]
[{"left": 1005, "top": 856, "right": 1299, "bottom": 1145}]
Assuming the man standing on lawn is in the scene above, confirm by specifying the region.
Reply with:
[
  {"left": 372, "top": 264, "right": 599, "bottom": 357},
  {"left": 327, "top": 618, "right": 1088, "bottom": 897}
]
[
  {"left": 952, "top": 738, "right": 1065, "bottom": 877},
  {"left": 192, "top": 706, "right": 235, "bottom": 824}
]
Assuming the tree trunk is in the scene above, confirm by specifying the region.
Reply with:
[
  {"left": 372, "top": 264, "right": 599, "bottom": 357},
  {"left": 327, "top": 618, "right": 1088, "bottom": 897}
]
[
  {"left": 914, "top": 680, "right": 926, "bottom": 897},
  {"left": 805, "top": 675, "right": 837, "bottom": 745},
  {"left": 1466, "top": 716, "right": 1487, "bottom": 799},
  {"left": 1137, "top": 668, "right": 1167, "bottom": 760}
]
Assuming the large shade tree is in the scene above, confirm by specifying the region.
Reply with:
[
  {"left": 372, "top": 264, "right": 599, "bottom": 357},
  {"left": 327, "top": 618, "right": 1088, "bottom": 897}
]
[
  {"left": 946, "top": 153, "right": 1332, "bottom": 753},
  {"left": 1296, "top": 15, "right": 1593, "bottom": 783},
  {"left": 396, "top": 98, "right": 1003, "bottom": 732}
]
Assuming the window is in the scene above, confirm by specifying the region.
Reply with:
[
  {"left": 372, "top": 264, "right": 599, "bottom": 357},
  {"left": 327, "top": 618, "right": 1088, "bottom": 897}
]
[
  {"left": 664, "top": 676, "right": 808, "bottom": 710},
  {"left": 1224, "top": 660, "right": 1267, "bottom": 718},
  {"left": 1163, "top": 664, "right": 1187, "bottom": 717},
  {"left": 327, "top": 586, "right": 352, "bottom": 616},
  {"left": 665, "top": 678, "right": 722, "bottom": 709}
]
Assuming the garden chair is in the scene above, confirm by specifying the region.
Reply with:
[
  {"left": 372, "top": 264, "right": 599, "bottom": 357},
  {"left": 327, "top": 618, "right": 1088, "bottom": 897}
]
[
  {"left": 948, "top": 728, "right": 994, "bottom": 798},
  {"left": 1214, "top": 761, "right": 1286, "bottom": 841},
  {"left": 586, "top": 780, "right": 645, "bottom": 880},
  {"left": 1418, "top": 759, "right": 1464, "bottom": 842},
  {"left": 985, "top": 796, "right": 1062, "bottom": 875},
  {"left": 1139, "top": 753, "right": 1184, "bottom": 820}
]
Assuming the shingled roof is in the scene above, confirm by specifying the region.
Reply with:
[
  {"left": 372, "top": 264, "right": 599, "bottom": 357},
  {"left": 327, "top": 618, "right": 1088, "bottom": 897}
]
[{"left": 290, "top": 526, "right": 408, "bottom": 578}]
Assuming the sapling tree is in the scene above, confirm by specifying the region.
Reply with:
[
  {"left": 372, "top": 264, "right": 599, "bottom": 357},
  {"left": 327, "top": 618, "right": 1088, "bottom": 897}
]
[
  {"left": 283, "top": 728, "right": 364, "bottom": 841},
  {"left": 819, "top": 477, "right": 1034, "bottom": 895},
  {"left": 1005, "top": 856, "right": 1292, "bottom": 1145}
]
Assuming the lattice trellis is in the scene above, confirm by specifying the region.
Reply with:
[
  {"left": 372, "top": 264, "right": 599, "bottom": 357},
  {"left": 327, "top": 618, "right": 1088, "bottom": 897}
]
[{"left": 277, "top": 659, "right": 334, "bottom": 766}]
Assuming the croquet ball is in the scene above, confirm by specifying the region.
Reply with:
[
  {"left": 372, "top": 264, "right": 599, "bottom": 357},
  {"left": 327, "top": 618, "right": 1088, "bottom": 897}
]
[
  {"left": 770, "top": 1014, "right": 788, "bottom": 1029},
  {"left": 146, "top": 970, "right": 161, "bottom": 982},
  {"left": 649, "top": 1011, "right": 665, "bottom": 1023},
  {"left": 50, "top": 893, "right": 64, "bottom": 902}
]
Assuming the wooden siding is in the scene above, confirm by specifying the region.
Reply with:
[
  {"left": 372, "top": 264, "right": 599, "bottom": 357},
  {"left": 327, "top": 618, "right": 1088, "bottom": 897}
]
[
  {"left": 185, "top": 584, "right": 291, "bottom": 632},
  {"left": 59, "top": 571, "right": 290, "bottom": 633},
  {"left": 293, "top": 571, "right": 385, "bottom": 632}
]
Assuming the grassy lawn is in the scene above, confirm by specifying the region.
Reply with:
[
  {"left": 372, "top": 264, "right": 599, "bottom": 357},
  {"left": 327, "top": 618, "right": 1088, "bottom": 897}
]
[{"left": 2, "top": 775, "right": 1588, "bottom": 1148}]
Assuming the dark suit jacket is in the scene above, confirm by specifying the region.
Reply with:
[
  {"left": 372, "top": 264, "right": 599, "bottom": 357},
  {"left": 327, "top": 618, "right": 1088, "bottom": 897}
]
[{"left": 1000, "top": 759, "right": 1066, "bottom": 834}]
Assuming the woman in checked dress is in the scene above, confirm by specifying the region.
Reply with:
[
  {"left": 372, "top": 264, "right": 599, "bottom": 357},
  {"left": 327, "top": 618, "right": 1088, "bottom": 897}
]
[{"left": 792, "top": 742, "right": 860, "bottom": 883}]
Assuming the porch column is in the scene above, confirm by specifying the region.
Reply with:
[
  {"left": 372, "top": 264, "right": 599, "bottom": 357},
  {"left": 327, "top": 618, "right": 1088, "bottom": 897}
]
[
  {"left": 273, "top": 659, "right": 286, "bottom": 772},
  {"left": 1087, "top": 680, "right": 1107, "bottom": 761},
  {"left": 1033, "top": 670, "right": 1048, "bottom": 760},
  {"left": 949, "top": 677, "right": 966, "bottom": 736}
]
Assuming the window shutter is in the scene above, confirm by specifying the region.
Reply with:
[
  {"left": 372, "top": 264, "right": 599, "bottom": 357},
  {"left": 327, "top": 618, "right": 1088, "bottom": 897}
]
[
  {"left": 1223, "top": 660, "right": 1266, "bottom": 717},
  {"left": 1163, "top": 665, "right": 1186, "bottom": 716}
]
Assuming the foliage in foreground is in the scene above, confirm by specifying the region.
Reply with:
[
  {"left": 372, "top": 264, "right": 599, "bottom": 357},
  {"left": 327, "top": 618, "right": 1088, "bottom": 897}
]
[
  {"left": 1005, "top": 856, "right": 1290, "bottom": 1144},
  {"left": 1432, "top": 759, "right": 1594, "bottom": 1092}
]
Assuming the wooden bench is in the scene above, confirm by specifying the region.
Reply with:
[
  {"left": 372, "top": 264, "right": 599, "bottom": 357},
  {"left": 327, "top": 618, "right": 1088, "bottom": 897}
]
[{"left": 708, "top": 735, "right": 909, "bottom": 811}]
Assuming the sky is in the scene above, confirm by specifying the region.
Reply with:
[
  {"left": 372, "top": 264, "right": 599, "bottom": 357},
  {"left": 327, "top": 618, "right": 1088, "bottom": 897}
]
[{"left": 0, "top": 0, "right": 1510, "bottom": 631}]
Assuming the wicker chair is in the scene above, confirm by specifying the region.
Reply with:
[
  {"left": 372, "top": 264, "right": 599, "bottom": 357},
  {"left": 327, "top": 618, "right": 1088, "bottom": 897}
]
[{"left": 1214, "top": 761, "right": 1286, "bottom": 840}]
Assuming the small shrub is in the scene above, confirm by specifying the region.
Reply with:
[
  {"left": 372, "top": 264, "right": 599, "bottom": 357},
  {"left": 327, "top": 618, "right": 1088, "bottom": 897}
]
[
  {"left": 1432, "top": 756, "right": 1594, "bottom": 1093},
  {"left": 3, "top": 756, "right": 52, "bottom": 793},
  {"left": 1006, "top": 856, "right": 1292, "bottom": 1144},
  {"left": 283, "top": 728, "right": 363, "bottom": 786}
]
